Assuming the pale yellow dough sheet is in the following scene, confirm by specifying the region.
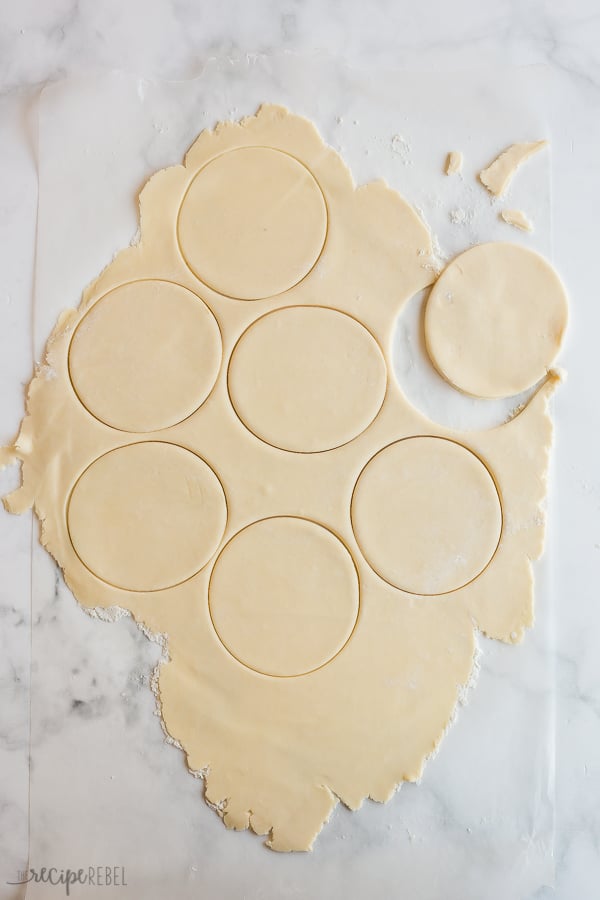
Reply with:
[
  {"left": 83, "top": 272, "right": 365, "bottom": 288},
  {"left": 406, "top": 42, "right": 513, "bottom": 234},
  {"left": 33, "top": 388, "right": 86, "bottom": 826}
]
[
  {"left": 479, "top": 140, "right": 548, "bottom": 196},
  {"left": 1, "top": 105, "right": 565, "bottom": 852}
]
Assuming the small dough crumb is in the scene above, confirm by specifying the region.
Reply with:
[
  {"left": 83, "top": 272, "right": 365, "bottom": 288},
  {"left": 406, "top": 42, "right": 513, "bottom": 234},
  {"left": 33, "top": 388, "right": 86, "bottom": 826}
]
[
  {"left": 500, "top": 209, "right": 533, "bottom": 232},
  {"left": 445, "top": 151, "right": 463, "bottom": 175},
  {"left": 479, "top": 141, "right": 548, "bottom": 196}
]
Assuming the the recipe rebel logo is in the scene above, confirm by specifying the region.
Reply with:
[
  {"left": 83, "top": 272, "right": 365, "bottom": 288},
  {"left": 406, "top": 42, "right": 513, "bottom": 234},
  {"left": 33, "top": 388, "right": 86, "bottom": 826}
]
[{"left": 7, "top": 865, "right": 128, "bottom": 895}]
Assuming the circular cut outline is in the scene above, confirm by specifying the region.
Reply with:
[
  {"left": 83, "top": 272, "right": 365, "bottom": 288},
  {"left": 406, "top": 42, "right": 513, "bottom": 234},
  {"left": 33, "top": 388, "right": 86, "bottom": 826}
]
[
  {"left": 67, "top": 278, "right": 224, "bottom": 434},
  {"left": 226, "top": 304, "right": 389, "bottom": 455},
  {"left": 207, "top": 515, "right": 361, "bottom": 678},
  {"left": 388, "top": 287, "right": 530, "bottom": 433},
  {"left": 423, "top": 243, "right": 569, "bottom": 400},
  {"left": 350, "top": 435, "right": 504, "bottom": 597},
  {"left": 176, "top": 146, "right": 330, "bottom": 301},
  {"left": 66, "top": 440, "right": 229, "bottom": 593}
]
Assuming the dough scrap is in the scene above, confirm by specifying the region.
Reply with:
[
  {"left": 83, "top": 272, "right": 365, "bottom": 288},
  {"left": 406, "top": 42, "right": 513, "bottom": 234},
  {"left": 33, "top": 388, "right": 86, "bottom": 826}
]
[
  {"left": 479, "top": 140, "right": 547, "bottom": 196},
  {"left": 1, "top": 105, "right": 564, "bottom": 852},
  {"left": 445, "top": 151, "right": 463, "bottom": 175},
  {"left": 424, "top": 242, "right": 568, "bottom": 399},
  {"left": 500, "top": 208, "right": 534, "bottom": 232}
]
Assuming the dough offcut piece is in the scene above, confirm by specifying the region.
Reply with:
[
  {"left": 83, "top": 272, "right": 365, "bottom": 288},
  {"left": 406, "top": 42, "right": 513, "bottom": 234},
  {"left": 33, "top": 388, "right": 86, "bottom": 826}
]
[
  {"left": 445, "top": 150, "right": 463, "bottom": 175},
  {"left": 479, "top": 140, "right": 547, "bottom": 196},
  {"left": 1, "top": 104, "right": 564, "bottom": 851},
  {"left": 500, "top": 208, "right": 534, "bottom": 232}
]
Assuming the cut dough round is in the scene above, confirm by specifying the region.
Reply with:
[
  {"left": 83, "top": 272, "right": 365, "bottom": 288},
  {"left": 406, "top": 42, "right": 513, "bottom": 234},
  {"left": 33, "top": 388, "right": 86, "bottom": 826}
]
[
  {"left": 208, "top": 517, "right": 359, "bottom": 677},
  {"left": 352, "top": 437, "right": 502, "bottom": 595},
  {"left": 69, "top": 280, "right": 222, "bottom": 432},
  {"left": 228, "top": 306, "right": 387, "bottom": 452},
  {"left": 177, "top": 147, "right": 327, "bottom": 300},
  {"left": 424, "top": 242, "right": 568, "bottom": 398},
  {"left": 68, "top": 442, "right": 227, "bottom": 592}
]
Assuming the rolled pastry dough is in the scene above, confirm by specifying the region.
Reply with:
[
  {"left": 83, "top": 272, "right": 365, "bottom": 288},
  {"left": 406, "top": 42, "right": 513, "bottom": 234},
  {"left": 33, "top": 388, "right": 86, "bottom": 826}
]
[{"left": 1, "top": 106, "right": 564, "bottom": 852}]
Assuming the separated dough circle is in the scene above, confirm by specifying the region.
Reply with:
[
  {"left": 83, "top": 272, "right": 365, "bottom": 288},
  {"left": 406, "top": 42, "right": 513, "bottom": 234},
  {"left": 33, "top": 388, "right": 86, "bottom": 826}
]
[
  {"left": 177, "top": 147, "right": 327, "bottom": 300},
  {"left": 68, "top": 442, "right": 227, "bottom": 592},
  {"left": 69, "top": 280, "right": 222, "bottom": 433},
  {"left": 228, "top": 306, "right": 387, "bottom": 453},
  {"left": 424, "top": 242, "right": 568, "bottom": 398},
  {"left": 352, "top": 437, "right": 502, "bottom": 595},
  {"left": 208, "top": 517, "right": 359, "bottom": 677}
]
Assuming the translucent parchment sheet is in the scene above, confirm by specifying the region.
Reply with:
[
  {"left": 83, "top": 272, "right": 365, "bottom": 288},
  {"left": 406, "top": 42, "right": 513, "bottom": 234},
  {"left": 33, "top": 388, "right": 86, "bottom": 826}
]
[{"left": 27, "top": 56, "right": 554, "bottom": 899}]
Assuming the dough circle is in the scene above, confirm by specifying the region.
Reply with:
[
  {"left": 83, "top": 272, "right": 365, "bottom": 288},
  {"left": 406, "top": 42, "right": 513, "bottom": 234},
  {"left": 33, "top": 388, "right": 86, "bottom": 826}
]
[
  {"left": 424, "top": 242, "right": 568, "bottom": 398},
  {"left": 177, "top": 147, "right": 327, "bottom": 300},
  {"left": 68, "top": 442, "right": 227, "bottom": 592},
  {"left": 351, "top": 437, "right": 502, "bottom": 595},
  {"left": 228, "top": 306, "right": 387, "bottom": 453},
  {"left": 208, "top": 517, "right": 359, "bottom": 677},
  {"left": 69, "top": 280, "right": 222, "bottom": 433}
]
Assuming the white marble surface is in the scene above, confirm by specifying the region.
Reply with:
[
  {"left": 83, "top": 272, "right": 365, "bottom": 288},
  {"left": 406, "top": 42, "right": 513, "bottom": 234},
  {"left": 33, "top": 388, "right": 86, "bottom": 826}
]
[{"left": 1, "top": 2, "right": 599, "bottom": 898}]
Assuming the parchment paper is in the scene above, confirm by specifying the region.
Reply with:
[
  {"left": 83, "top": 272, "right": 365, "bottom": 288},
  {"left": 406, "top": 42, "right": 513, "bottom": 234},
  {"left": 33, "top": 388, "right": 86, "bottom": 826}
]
[{"left": 26, "top": 55, "right": 555, "bottom": 899}]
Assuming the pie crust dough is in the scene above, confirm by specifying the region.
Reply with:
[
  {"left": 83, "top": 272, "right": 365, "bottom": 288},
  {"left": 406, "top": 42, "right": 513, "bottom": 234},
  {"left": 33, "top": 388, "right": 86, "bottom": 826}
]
[
  {"left": 177, "top": 146, "right": 327, "bottom": 300},
  {"left": 351, "top": 437, "right": 502, "bottom": 596},
  {"left": 500, "top": 208, "right": 533, "bottom": 232},
  {"left": 67, "top": 442, "right": 227, "bottom": 592},
  {"left": 1, "top": 105, "right": 564, "bottom": 851},
  {"left": 228, "top": 306, "right": 387, "bottom": 452},
  {"left": 69, "top": 280, "right": 222, "bottom": 432},
  {"left": 209, "top": 516, "right": 359, "bottom": 677},
  {"left": 424, "top": 242, "right": 568, "bottom": 399},
  {"left": 479, "top": 140, "right": 547, "bottom": 197},
  {"left": 445, "top": 151, "right": 463, "bottom": 175}
]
